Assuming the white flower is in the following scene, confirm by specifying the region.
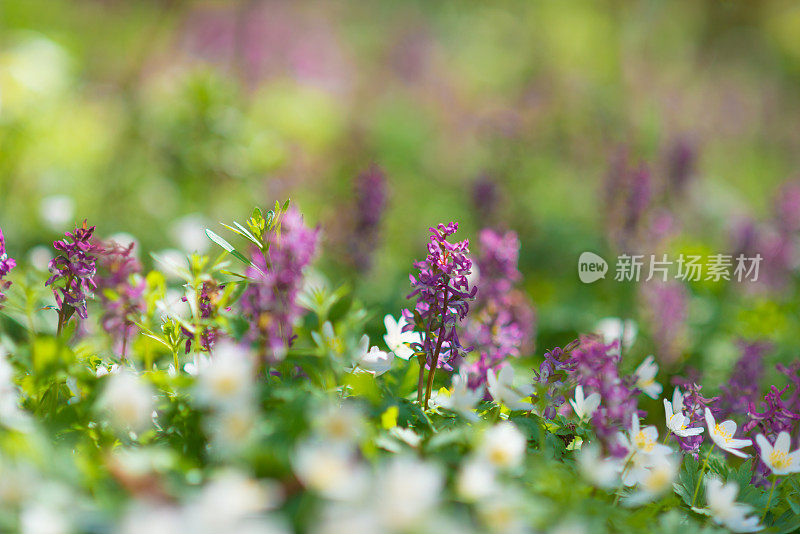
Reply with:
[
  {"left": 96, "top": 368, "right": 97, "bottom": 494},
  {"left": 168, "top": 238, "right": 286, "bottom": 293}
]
[
  {"left": 705, "top": 408, "right": 751, "bottom": 458},
  {"left": 383, "top": 314, "right": 421, "bottom": 360},
  {"left": 479, "top": 422, "right": 527, "bottom": 470},
  {"left": 196, "top": 342, "right": 254, "bottom": 408},
  {"left": 595, "top": 317, "right": 637, "bottom": 349},
  {"left": 663, "top": 396, "right": 703, "bottom": 438},
  {"left": 206, "top": 406, "right": 256, "bottom": 455},
  {"left": 634, "top": 355, "right": 662, "bottom": 399},
  {"left": 183, "top": 353, "right": 212, "bottom": 376},
  {"left": 617, "top": 414, "right": 671, "bottom": 486},
  {"left": 184, "top": 470, "right": 282, "bottom": 532},
  {"left": 99, "top": 370, "right": 155, "bottom": 432},
  {"left": 578, "top": 444, "right": 622, "bottom": 489},
  {"left": 486, "top": 366, "right": 534, "bottom": 411},
  {"left": 0, "top": 349, "right": 31, "bottom": 431},
  {"left": 695, "top": 477, "right": 762, "bottom": 533},
  {"left": 456, "top": 460, "right": 497, "bottom": 501},
  {"left": 626, "top": 454, "right": 679, "bottom": 505},
  {"left": 373, "top": 456, "right": 443, "bottom": 530},
  {"left": 438, "top": 368, "right": 483, "bottom": 421},
  {"left": 351, "top": 338, "right": 393, "bottom": 377},
  {"left": 293, "top": 441, "right": 368, "bottom": 501},
  {"left": 569, "top": 385, "right": 600, "bottom": 420},
  {"left": 755, "top": 432, "right": 800, "bottom": 475},
  {"left": 313, "top": 404, "right": 365, "bottom": 445}
]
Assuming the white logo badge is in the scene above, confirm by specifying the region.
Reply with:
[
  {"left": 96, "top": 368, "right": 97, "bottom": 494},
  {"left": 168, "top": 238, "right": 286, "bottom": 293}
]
[{"left": 578, "top": 252, "right": 608, "bottom": 283}]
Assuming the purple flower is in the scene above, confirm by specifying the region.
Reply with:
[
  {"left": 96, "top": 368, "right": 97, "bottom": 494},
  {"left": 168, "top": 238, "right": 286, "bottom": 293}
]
[
  {"left": 0, "top": 226, "right": 16, "bottom": 308},
  {"left": 471, "top": 174, "right": 499, "bottom": 220},
  {"left": 604, "top": 148, "right": 652, "bottom": 250},
  {"left": 665, "top": 137, "right": 696, "bottom": 196},
  {"left": 182, "top": 280, "right": 223, "bottom": 353},
  {"left": 671, "top": 377, "right": 718, "bottom": 457},
  {"left": 241, "top": 207, "right": 319, "bottom": 362},
  {"left": 774, "top": 180, "right": 800, "bottom": 234},
  {"left": 403, "top": 223, "right": 477, "bottom": 371},
  {"left": 640, "top": 281, "right": 688, "bottom": 366},
  {"left": 743, "top": 385, "right": 800, "bottom": 484},
  {"left": 462, "top": 229, "right": 535, "bottom": 390},
  {"left": 46, "top": 221, "right": 100, "bottom": 331},
  {"left": 717, "top": 341, "right": 770, "bottom": 419},
  {"left": 403, "top": 222, "right": 477, "bottom": 408},
  {"left": 564, "top": 336, "right": 638, "bottom": 455},
  {"left": 349, "top": 164, "right": 387, "bottom": 272},
  {"left": 96, "top": 241, "right": 146, "bottom": 357}
]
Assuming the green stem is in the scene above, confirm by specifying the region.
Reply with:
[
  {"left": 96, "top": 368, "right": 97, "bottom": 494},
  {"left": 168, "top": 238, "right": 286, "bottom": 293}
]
[
  {"left": 424, "top": 285, "right": 450, "bottom": 410},
  {"left": 416, "top": 354, "right": 426, "bottom": 404},
  {"left": 691, "top": 445, "right": 714, "bottom": 507},
  {"left": 761, "top": 474, "right": 777, "bottom": 522}
]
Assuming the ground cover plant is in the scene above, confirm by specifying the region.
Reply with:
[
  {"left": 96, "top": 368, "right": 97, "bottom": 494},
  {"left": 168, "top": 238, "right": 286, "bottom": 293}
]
[
  {"left": 1, "top": 194, "right": 800, "bottom": 533},
  {"left": 3, "top": 1, "right": 800, "bottom": 533}
]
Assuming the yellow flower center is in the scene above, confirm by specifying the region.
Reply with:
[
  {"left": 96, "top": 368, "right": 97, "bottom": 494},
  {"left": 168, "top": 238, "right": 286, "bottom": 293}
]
[
  {"left": 714, "top": 424, "right": 733, "bottom": 443},
  {"left": 635, "top": 431, "right": 654, "bottom": 452},
  {"left": 769, "top": 450, "right": 792, "bottom": 470}
]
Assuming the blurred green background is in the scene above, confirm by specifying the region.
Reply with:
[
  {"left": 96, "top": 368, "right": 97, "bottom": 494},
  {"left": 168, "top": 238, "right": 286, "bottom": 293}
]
[{"left": 3, "top": 0, "right": 800, "bottom": 375}]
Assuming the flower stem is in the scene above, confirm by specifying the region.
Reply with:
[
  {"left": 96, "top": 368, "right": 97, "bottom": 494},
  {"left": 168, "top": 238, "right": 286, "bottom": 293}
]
[
  {"left": 761, "top": 474, "right": 777, "bottom": 522},
  {"left": 424, "top": 286, "right": 450, "bottom": 410},
  {"left": 691, "top": 445, "right": 714, "bottom": 507},
  {"left": 416, "top": 354, "right": 426, "bottom": 404}
]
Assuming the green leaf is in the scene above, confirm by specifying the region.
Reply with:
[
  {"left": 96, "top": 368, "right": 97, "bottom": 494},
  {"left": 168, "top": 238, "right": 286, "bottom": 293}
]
[{"left": 205, "top": 229, "right": 253, "bottom": 267}]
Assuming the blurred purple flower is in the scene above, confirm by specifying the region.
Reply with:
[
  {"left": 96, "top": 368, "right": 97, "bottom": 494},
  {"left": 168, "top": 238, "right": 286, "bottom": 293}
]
[
  {"left": 717, "top": 341, "right": 770, "bottom": 419},
  {"left": 46, "top": 221, "right": 100, "bottom": 331},
  {"left": 349, "top": 164, "right": 387, "bottom": 272},
  {"left": 0, "top": 226, "right": 16, "bottom": 308},
  {"left": 462, "top": 229, "right": 535, "bottom": 391},
  {"left": 774, "top": 179, "right": 800, "bottom": 234},
  {"left": 241, "top": 207, "right": 319, "bottom": 362},
  {"left": 665, "top": 138, "right": 696, "bottom": 196},
  {"left": 96, "top": 241, "right": 146, "bottom": 358},
  {"left": 604, "top": 149, "right": 652, "bottom": 250},
  {"left": 640, "top": 281, "right": 688, "bottom": 366},
  {"left": 565, "top": 336, "right": 638, "bottom": 455},
  {"left": 471, "top": 174, "right": 499, "bottom": 221}
]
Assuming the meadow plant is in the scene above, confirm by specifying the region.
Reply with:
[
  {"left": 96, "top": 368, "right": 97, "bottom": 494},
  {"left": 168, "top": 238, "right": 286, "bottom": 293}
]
[{"left": 45, "top": 220, "right": 99, "bottom": 334}]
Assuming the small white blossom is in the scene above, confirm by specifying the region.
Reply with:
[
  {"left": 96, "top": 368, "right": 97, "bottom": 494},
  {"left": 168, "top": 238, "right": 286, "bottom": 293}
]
[
  {"left": 578, "top": 444, "right": 622, "bottom": 489},
  {"left": 456, "top": 459, "right": 497, "bottom": 501},
  {"left": 383, "top": 314, "right": 421, "bottom": 360},
  {"left": 99, "top": 370, "right": 155, "bottom": 432},
  {"left": 313, "top": 404, "right": 365, "bottom": 445},
  {"left": 293, "top": 441, "right": 368, "bottom": 501},
  {"left": 663, "top": 395, "right": 703, "bottom": 438},
  {"left": 196, "top": 341, "right": 254, "bottom": 408},
  {"left": 352, "top": 342, "right": 393, "bottom": 377},
  {"left": 486, "top": 366, "right": 534, "bottom": 411},
  {"left": 755, "top": 432, "right": 800, "bottom": 475},
  {"left": 569, "top": 385, "right": 600, "bottom": 420},
  {"left": 634, "top": 355, "right": 662, "bottom": 399},
  {"left": 373, "top": 456, "right": 443, "bottom": 530},
  {"left": 438, "top": 368, "right": 483, "bottom": 421},
  {"left": 694, "top": 477, "right": 762, "bottom": 533},
  {"left": 479, "top": 422, "right": 527, "bottom": 470},
  {"left": 705, "top": 408, "right": 751, "bottom": 458}
]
